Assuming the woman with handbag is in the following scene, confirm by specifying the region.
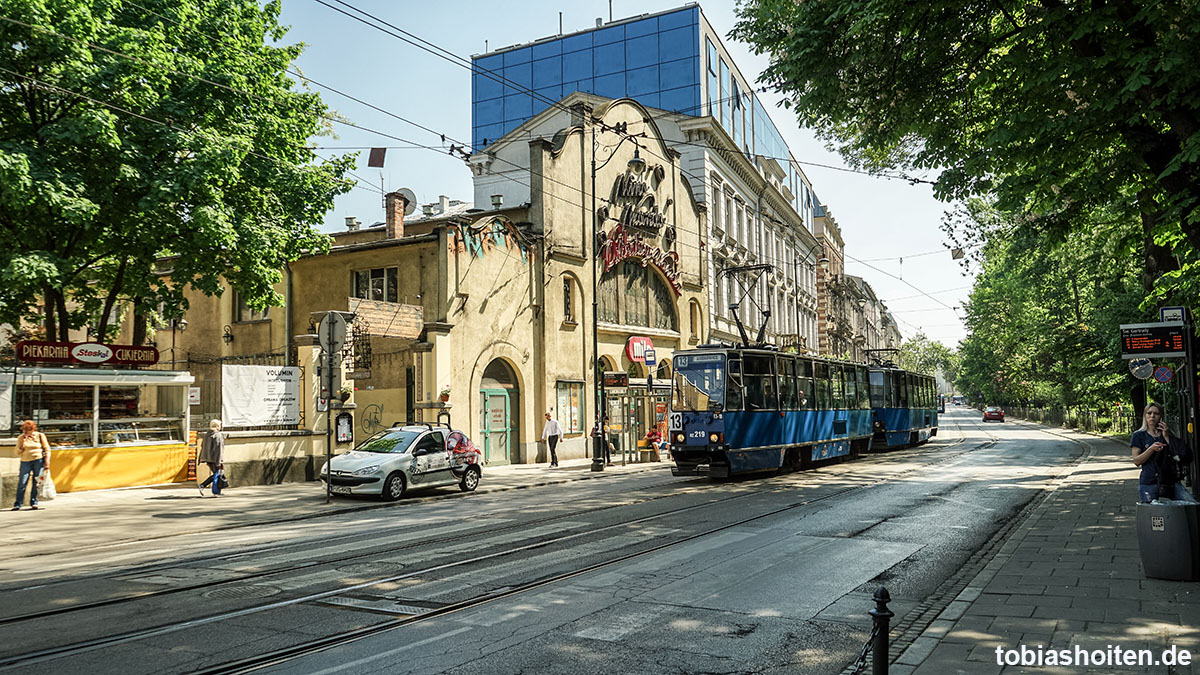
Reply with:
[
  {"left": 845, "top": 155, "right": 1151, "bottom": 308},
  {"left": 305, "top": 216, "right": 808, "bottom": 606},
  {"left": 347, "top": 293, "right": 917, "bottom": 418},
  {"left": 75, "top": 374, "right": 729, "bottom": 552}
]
[
  {"left": 12, "top": 419, "right": 50, "bottom": 510},
  {"left": 198, "top": 419, "right": 226, "bottom": 496}
]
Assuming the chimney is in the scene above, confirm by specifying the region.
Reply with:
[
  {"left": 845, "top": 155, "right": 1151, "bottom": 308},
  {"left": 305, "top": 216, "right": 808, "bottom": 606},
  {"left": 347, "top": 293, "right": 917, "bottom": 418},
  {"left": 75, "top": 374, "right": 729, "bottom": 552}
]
[
  {"left": 439, "top": 195, "right": 450, "bottom": 214},
  {"left": 344, "top": 216, "right": 360, "bottom": 231},
  {"left": 384, "top": 191, "right": 407, "bottom": 239}
]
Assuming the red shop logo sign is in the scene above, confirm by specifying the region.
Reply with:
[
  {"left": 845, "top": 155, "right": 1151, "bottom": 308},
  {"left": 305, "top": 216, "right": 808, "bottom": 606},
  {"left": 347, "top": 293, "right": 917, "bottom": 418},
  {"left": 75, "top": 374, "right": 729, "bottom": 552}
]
[{"left": 16, "top": 340, "right": 159, "bottom": 366}]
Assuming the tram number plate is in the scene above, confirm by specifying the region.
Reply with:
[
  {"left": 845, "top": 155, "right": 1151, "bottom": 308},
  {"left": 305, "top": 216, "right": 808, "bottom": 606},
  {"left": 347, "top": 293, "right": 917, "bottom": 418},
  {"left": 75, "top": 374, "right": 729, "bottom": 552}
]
[
  {"left": 331, "top": 486, "right": 352, "bottom": 494},
  {"left": 669, "top": 413, "right": 682, "bottom": 430}
]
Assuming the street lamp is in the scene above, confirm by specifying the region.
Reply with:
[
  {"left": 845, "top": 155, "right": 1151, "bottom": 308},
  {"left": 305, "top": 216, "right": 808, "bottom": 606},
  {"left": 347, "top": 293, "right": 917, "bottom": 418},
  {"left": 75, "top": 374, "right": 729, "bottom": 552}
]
[
  {"left": 170, "top": 318, "right": 187, "bottom": 369},
  {"left": 590, "top": 119, "right": 644, "bottom": 473}
]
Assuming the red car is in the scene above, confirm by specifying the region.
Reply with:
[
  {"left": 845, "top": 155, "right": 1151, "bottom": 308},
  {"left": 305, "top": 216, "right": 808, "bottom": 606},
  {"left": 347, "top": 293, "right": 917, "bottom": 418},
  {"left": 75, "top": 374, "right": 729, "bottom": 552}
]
[{"left": 983, "top": 406, "right": 1005, "bottom": 422}]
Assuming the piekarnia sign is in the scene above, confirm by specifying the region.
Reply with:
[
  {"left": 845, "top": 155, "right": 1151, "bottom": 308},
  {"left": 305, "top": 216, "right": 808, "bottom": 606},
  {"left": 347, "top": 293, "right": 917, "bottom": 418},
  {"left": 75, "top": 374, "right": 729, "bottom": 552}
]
[{"left": 16, "top": 340, "right": 159, "bottom": 366}]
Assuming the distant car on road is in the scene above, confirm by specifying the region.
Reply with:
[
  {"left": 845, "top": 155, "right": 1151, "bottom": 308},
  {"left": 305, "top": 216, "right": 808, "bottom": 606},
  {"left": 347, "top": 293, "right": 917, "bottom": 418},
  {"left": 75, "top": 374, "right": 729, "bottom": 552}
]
[
  {"left": 983, "top": 406, "right": 1005, "bottom": 422},
  {"left": 320, "top": 424, "right": 481, "bottom": 500}
]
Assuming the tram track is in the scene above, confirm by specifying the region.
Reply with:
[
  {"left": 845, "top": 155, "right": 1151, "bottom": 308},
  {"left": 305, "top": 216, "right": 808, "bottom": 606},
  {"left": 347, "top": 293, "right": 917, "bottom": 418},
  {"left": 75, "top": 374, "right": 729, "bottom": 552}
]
[{"left": 0, "top": 423, "right": 999, "bottom": 673}]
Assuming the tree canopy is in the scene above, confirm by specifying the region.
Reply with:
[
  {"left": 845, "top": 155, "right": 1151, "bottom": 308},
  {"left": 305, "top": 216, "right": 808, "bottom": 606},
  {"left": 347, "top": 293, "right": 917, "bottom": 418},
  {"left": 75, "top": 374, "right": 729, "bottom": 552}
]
[
  {"left": 732, "top": 0, "right": 1200, "bottom": 305},
  {"left": 0, "top": 0, "right": 354, "bottom": 342}
]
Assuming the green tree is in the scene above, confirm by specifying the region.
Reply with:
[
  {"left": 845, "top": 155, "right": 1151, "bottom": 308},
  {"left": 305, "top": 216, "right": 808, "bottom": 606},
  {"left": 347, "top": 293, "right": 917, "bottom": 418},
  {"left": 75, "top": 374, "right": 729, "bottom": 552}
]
[
  {"left": 897, "top": 332, "right": 958, "bottom": 381},
  {"left": 732, "top": 0, "right": 1200, "bottom": 304},
  {"left": 0, "top": 0, "right": 354, "bottom": 341}
]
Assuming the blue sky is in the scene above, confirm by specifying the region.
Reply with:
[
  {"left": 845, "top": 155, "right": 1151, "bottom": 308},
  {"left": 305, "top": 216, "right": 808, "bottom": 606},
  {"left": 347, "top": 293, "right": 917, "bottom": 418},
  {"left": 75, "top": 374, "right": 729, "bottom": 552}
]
[{"left": 277, "top": 0, "right": 972, "bottom": 346}]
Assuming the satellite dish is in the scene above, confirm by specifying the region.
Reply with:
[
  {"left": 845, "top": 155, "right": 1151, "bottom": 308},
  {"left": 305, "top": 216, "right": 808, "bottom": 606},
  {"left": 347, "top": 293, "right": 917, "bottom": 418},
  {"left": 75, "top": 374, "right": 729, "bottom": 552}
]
[
  {"left": 396, "top": 187, "right": 418, "bottom": 216},
  {"left": 1130, "top": 358, "right": 1155, "bottom": 380}
]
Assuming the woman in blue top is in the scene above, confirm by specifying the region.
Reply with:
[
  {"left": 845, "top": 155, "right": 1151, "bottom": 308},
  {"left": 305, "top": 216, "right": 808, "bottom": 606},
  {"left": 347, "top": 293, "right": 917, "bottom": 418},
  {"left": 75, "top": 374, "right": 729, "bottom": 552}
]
[{"left": 1130, "top": 403, "right": 1195, "bottom": 503}]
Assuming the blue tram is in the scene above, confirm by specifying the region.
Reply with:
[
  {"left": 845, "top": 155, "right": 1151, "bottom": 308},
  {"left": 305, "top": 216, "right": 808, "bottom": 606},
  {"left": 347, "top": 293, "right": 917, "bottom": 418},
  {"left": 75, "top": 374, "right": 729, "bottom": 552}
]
[
  {"left": 867, "top": 367, "right": 939, "bottom": 448},
  {"left": 669, "top": 347, "right": 874, "bottom": 478}
]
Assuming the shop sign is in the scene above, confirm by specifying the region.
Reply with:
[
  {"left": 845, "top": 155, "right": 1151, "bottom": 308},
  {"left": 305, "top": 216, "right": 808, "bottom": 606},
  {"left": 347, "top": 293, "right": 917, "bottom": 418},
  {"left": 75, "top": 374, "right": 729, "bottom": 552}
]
[
  {"left": 599, "top": 224, "right": 682, "bottom": 295},
  {"left": 16, "top": 340, "right": 159, "bottom": 366},
  {"left": 626, "top": 336, "right": 655, "bottom": 364}
]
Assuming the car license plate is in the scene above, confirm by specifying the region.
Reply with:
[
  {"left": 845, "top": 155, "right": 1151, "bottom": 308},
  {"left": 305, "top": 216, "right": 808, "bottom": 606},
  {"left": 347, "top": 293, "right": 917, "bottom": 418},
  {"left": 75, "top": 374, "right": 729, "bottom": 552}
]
[{"left": 331, "top": 485, "right": 352, "bottom": 494}]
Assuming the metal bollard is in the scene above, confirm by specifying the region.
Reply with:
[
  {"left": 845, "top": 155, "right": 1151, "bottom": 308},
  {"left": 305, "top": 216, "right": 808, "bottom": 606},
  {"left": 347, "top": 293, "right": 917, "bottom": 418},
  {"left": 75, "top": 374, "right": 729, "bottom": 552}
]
[{"left": 869, "top": 587, "right": 894, "bottom": 675}]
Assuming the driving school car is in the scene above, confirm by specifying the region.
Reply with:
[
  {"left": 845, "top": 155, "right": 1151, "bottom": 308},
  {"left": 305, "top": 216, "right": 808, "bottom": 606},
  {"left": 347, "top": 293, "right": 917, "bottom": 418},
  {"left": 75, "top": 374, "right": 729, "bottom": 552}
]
[{"left": 320, "top": 423, "right": 481, "bottom": 500}]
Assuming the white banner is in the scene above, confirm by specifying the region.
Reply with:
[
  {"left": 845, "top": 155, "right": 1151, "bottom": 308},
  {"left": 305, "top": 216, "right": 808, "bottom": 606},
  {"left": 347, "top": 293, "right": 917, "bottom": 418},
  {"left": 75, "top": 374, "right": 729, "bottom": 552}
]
[
  {"left": 0, "top": 372, "right": 12, "bottom": 430},
  {"left": 221, "top": 365, "right": 300, "bottom": 427}
]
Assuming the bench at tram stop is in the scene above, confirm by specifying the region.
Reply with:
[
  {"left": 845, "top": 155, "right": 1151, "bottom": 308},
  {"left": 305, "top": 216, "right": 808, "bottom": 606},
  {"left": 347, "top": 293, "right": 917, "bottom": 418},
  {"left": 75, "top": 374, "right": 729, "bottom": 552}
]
[{"left": 636, "top": 439, "right": 665, "bottom": 462}]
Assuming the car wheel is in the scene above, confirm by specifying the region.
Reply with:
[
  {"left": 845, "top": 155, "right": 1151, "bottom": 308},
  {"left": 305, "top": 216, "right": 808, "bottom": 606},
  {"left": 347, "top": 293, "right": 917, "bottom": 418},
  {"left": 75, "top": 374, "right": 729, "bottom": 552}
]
[
  {"left": 381, "top": 472, "right": 406, "bottom": 501},
  {"left": 459, "top": 466, "right": 481, "bottom": 493}
]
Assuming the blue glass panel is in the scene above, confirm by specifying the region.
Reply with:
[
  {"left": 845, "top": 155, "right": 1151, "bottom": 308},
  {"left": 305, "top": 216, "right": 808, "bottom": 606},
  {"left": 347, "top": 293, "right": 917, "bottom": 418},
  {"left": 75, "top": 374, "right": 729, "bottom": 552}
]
[
  {"left": 594, "top": 71, "right": 625, "bottom": 98},
  {"left": 719, "top": 59, "right": 729, "bottom": 127},
  {"left": 502, "top": 62, "right": 532, "bottom": 93},
  {"left": 625, "top": 16, "right": 658, "bottom": 38},
  {"left": 660, "top": 56, "right": 695, "bottom": 91},
  {"left": 627, "top": 64, "right": 659, "bottom": 96},
  {"left": 475, "top": 122, "right": 505, "bottom": 149},
  {"left": 502, "top": 47, "right": 531, "bottom": 66},
  {"left": 660, "top": 85, "right": 697, "bottom": 114},
  {"left": 563, "top": 32, "right": 592, "bottom": 53},
  {"left": 532, "top": 40, "right": 562, "bottom": 60},
  {"left": 502, "top": 118, "right": 522, "bottom": 136},
  {"left": 563, "top": 50, "right": 592, "bottom": 81},
  {"left": 594, "top": 41, "right": 625, "bottom": 75},
  {"left": 659, "top": 26, "right": 696, "bottom": 59},
  {"left": 475, "top": 53, "right": 503, "bottom": 74},
  {"left": 626, "top": 34, "right": 658, "bottom": 69},
  {"left": 473, "top": 63, "right": 504, "bottom": 101},
  {"left": 533, "top": 56, "right": 563, "bottom": 87},
  {"left": 564, "top": 78, "right": 594, "bottom": 95},
  {"left": 633, "top": 91, "right": 660, "bottom": 109},
  {"left": 476, "top": 96, "right": 503, "bottom": 121},
  {"left": 504, "top": 93, "right": 532, "bottom": 119},
  {"left": 593, "top": 25, "right": 624, "bottom": 45},
  {"left": 658, "top": 7, "right": 695, "bottom": 30},
  {"left": 534, "top": 85, "right": 563, "bottom": 106}
]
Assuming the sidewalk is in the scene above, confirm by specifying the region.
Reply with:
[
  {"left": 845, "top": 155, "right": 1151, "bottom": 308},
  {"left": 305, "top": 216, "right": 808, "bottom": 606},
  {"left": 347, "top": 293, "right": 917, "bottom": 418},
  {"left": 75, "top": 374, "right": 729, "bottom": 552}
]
[
  {"left": 895, "top": 420, "right": 1200, "bottom": 674},
  {"left": 2, "top": 457, "right": 669, "bottom": 562}
]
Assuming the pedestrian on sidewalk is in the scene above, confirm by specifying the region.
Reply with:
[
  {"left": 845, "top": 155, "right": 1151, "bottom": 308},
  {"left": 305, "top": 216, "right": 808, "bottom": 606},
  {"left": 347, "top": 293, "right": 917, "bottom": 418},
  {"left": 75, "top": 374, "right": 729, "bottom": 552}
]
[
  {"left": 11, "top": 420, "right": 50, "bottom": 511},
  {"left": 541, "top": 412, "right": 562, "bottom": 467},
  {"left": 1131, "top": 403, "right": 1195, "bottom": 503},
  {"left": 589, "top": 416, "right": 615, "bottom": 466},
  {"left": 198, "top": 419, "right": 226, "bottom": 496}
]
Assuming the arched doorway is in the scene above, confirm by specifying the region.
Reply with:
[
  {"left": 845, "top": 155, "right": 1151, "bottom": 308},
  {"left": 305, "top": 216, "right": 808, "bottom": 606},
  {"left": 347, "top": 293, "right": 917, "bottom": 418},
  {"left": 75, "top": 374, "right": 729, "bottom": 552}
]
[{"left": 480, "top": 359, "right": 520, "bottom": 464}]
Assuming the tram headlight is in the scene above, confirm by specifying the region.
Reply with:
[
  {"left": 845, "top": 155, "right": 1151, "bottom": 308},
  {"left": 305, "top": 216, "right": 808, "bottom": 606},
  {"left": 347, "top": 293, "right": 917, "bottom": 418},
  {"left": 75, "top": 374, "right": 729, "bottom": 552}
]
[
  {"left": 674, "top": 432, "right": 686, "bottom": 443},
  {"left": 709, "top": 432, "right": 720, "bottom": 443}
]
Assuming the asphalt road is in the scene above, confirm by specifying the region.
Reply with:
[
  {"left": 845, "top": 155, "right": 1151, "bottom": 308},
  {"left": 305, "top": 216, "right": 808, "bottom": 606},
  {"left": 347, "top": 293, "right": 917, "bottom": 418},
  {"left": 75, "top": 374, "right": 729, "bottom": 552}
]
[{"left": 0, "top": 408, "right": 1085, "bottom": 675}]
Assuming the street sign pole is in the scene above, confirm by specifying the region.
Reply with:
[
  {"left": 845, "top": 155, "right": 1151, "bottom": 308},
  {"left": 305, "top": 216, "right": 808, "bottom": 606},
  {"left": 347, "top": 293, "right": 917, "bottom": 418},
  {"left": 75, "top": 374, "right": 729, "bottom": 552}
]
[{"left": 325, "top": 317, "right": 334, "bottom": 504}]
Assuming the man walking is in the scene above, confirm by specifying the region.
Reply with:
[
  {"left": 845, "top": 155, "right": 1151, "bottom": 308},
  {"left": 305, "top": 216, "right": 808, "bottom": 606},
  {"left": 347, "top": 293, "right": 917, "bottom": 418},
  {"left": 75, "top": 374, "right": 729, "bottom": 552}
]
[{"left": 541, "top": 412, "right": 563, "bottom": 467}]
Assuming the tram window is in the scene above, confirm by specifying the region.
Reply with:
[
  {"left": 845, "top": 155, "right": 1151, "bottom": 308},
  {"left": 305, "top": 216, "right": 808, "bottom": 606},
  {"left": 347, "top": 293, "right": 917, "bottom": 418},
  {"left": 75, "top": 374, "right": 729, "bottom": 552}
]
[
  {"left": 843, "top": 368, "right": 856, "bottom": 410},
  {"left": 856, "top": 368, "right": 870, "bottom": 409},
  {"left": 814, "top": 362, "right": 831, "bottom": 409},
  {"left": 779, "top": 357, "right": 796, "bottom": 410},
  {"left": 796, "top": 358, "right": 813, "bottom": 378},
  {"left": 869, "top": 371, "right": 886, "bottom": 408},
  {"left": 896, "top": 373, "right": 907, "bottom": 408},
  {"left": 743, "top": 354, "right": 776, "bottom": 411},
  {"left": 726, "top": 357, "right": 743, "bottom": 411},
  {"left": 798, "top": 375, "right": 812, "bottom": 408},
  {"left": 833, "top": 365, "right": 847, "bottom": 409}
]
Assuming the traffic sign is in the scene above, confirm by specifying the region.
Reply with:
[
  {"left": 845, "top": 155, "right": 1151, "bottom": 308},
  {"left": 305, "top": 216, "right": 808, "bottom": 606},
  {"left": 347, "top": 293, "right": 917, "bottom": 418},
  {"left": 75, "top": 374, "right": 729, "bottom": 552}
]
[
  {"left": 643, "top": 347, "right": 656, "bottom": 365},
  {"left": 1160, "top": 306, "right": 1186, "bottom": 323},
  {"left": 1153, "top": 365, "right": 1174, "bottom": 383},
  {"left": 318, "top": 312, "right": 348, "bottom": 354}
]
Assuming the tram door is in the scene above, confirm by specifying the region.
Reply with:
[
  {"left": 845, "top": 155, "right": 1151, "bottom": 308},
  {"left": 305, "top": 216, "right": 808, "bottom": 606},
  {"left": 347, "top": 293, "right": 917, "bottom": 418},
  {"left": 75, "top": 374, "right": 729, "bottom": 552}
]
[{"left": 480, "top": 389, "right": 511, "bottom": 464}]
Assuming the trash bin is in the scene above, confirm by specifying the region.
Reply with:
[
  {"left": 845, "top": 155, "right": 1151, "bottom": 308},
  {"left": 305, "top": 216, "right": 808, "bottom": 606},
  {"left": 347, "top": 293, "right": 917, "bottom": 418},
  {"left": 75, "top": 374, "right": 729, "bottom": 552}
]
[{"left": 1136, "top": 501, "right": 1200, "bottom": 581}]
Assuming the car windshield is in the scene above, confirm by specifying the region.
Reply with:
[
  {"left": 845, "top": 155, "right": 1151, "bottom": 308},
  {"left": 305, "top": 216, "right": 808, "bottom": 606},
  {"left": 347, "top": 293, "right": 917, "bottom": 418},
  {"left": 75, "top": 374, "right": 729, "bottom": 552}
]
[
  {"left": 355, "top": 429, "right": 422, "bottom": 454},
  {"left": 672, "top": 353, "right": 725, "bottom": 411}
]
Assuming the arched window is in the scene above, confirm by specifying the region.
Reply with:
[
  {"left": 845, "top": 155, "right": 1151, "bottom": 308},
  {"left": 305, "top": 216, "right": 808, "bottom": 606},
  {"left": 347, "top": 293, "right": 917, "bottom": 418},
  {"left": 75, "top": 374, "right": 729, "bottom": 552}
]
[
  {"left": 561, "top": 273, "right": 581, "bottom": 325},
  {"left": 598, "top": 261, "right": 678, "bottom": 331}
]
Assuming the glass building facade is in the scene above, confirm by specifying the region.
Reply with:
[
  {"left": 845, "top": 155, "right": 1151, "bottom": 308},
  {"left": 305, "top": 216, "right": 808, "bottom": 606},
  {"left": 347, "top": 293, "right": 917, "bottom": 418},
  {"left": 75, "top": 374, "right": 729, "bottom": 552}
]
[{"left": 471, "top": 4, "right": 816, "bottom": 222}]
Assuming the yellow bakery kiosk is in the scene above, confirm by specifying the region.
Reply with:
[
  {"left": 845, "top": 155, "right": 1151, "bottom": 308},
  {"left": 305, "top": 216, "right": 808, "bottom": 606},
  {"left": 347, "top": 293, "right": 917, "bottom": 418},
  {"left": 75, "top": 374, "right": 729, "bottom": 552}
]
[{"left": 6, "top": 340, "right": 193, "bottom": 492}]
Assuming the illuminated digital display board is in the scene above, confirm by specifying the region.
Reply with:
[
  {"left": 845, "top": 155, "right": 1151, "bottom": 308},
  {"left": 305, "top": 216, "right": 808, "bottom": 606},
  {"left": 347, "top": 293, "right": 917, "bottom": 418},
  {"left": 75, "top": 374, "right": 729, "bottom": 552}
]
[{"left": 1120, "top": 322, "right": 1187, "bottom": 359}]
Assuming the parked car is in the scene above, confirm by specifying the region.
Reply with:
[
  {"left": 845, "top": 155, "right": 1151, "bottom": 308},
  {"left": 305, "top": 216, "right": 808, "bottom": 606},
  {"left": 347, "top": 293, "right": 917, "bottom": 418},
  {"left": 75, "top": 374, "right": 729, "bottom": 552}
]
[
  {"left": 983, "top": 406, "right": 1005, "bottom": 422},
  {"left": 320, "top": 424, "right": 481, "bottom": 500}
]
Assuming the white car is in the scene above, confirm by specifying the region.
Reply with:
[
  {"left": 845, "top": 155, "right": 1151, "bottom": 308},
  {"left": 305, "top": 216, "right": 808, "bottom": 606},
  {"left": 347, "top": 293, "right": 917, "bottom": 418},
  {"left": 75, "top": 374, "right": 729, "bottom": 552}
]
[{"left": 320, "top": 424, "right": 482, "bottom": 500}]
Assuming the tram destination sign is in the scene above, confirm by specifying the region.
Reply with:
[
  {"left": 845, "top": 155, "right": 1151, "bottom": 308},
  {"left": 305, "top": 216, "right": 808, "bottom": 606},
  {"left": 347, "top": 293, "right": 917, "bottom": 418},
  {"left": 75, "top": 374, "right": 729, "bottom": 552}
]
[{"left": 1119, "top": 322, "right": 1187, "bottom": 359}]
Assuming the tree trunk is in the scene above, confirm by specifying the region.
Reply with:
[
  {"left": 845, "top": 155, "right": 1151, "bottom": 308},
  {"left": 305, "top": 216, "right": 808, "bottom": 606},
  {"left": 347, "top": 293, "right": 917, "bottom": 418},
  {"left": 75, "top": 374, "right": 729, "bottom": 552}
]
[
  {"left": 55, "top": 292, "right": 69, "bottom": 342},
  {"left": 42, "top": 286, "right": 56, "bottom": 340},
  {"left": 1139, "top": 193, "right": 1178, "bottom": 294},
  {"left": 132, "top": 298, "right": 147, "bottom": 346},
  {"left": 96, "top": 258, "right": 128, "bottom": 341}
]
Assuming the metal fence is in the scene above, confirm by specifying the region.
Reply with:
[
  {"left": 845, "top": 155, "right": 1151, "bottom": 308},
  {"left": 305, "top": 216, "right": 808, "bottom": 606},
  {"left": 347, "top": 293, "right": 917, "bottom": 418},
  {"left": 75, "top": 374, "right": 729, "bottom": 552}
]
[
  {"left": 1005, "top": 406, "right": 1138, "bottom": 436},
  {"left": 186, "top": 352, "right": 304, "bottom": 432}
]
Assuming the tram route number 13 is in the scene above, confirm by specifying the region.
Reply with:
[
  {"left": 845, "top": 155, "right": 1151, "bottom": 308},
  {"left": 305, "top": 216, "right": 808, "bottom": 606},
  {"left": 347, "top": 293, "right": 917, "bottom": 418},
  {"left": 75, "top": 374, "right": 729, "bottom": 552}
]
[{"left": 669, "top": 413, "right": 683, "bottom": 430}]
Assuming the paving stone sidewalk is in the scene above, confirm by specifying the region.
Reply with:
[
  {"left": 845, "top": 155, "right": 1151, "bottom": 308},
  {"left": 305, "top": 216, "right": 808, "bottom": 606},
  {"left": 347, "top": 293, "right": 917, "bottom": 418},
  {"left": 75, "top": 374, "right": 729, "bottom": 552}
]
[{"left": 895, "top": 421, "right": 1200, "bottom": 674}]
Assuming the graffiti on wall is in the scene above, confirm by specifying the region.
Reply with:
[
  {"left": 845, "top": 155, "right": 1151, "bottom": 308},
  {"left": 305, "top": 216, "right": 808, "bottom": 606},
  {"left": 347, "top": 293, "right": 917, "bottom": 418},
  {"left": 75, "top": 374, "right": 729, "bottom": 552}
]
[
  {"left": 448, "top": 217, "right": 531, "bottom": 263},
  {"left": 362, "top": 403, "right": 385, "bottom": 435}
]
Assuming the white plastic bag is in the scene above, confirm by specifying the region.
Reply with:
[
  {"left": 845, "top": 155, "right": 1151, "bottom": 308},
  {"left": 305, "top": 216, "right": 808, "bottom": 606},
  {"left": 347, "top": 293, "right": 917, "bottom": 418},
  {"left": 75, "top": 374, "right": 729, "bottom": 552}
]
[{"left": 38, "top": 472, "right": 56, "bottom": 501}]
